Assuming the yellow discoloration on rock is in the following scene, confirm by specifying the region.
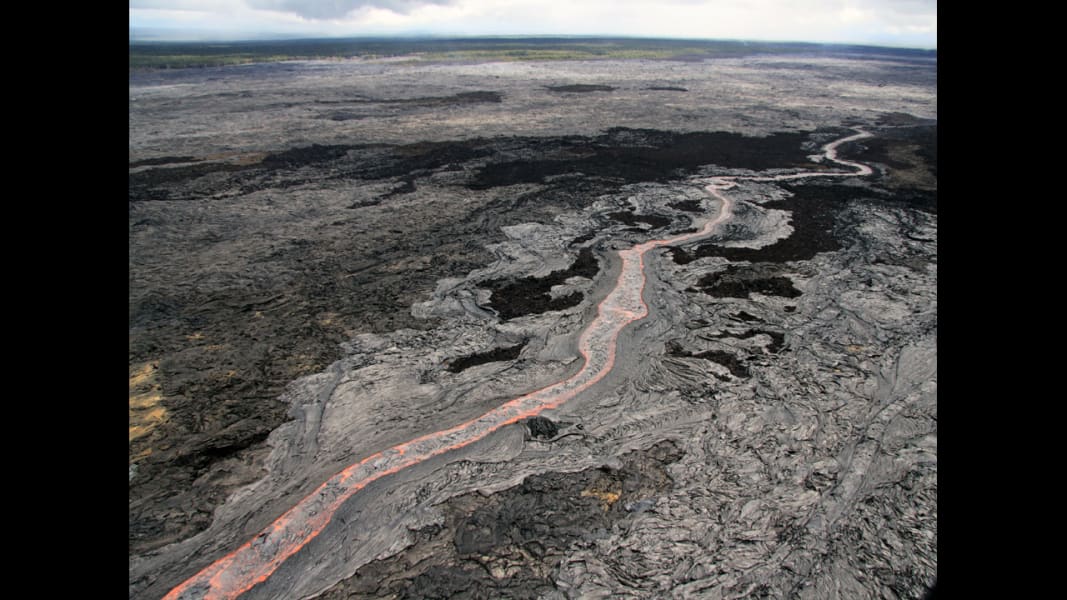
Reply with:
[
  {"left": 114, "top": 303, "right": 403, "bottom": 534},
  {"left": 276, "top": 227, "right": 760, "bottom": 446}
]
[
  {"left": 129, "top": 362, "right": 157, "bottom": 389},
  {"left": 130, "top": 361, "right": 167, "bottom": 447},
  {"left": 287, "top": 354, "right": 322, "bottom": 376},
  {"left": 129, "top": 407, "right": 167, "bottom": 443},
  {"left": 581, "top": 484, "right": 622, "bottom": 511},
  {"left": 130, "top": 391, "right": 162, "bottom": 409},
  {"left": 187, "top": 332, "right": 205, "bottom": 341}
]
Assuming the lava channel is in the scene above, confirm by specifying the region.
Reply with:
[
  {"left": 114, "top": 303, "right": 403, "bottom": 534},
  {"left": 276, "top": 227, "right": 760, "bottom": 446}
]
[{"left": 163, "top": 129, "right": 873, "bottom": 600}]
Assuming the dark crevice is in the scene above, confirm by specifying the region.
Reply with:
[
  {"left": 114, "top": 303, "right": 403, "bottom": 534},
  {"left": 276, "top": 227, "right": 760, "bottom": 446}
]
[
  {"left": 570, "top": 232, "right": 596, "bottom": 245},
  {"left": 448, "top": 341, "right": 527, "bottom": 373},
  {"left": 666, "top": 341, "right": 750, "bottom": 378},
  {"left": 707, "top": 328, "right": 786, "bottom": 354},
  {"left": 546, "top": 84, "right": 617, "bottom": 93},
  {"left": 669, "top": 199, "right": 704, "bottom": 213},
  {"left": 336, "top": 90, "right": 505, "bottom": 106},
  {"left": 607, "top": 210, "right": 672, "bottom": 229},
  {"left": 130, "top": 155, "right": 202, "bottom": 168}
]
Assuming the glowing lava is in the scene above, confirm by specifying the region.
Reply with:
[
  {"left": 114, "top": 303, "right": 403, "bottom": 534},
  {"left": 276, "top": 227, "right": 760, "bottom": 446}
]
[{"left": 163, "top": 129, "right": 872, "bottom": 600}]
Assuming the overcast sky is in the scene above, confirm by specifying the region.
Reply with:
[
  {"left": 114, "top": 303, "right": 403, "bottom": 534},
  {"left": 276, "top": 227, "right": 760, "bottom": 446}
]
[{"left": 129, "top": 0, "right": 936, "bottom": 49}]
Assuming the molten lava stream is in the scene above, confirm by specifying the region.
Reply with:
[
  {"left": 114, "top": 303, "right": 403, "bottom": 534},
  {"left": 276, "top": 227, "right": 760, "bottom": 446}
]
[{"left": 162, "top": 129, "right": 872, "bottom": 600}]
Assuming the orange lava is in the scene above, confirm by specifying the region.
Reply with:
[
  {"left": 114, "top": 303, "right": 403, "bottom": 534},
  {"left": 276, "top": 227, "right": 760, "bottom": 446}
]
[{"left": 162, "top": 129, "right": 872, "bottom": 600}]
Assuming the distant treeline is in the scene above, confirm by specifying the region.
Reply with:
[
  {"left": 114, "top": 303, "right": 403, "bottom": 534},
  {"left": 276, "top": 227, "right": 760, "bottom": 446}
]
[{"left": 129, "top": 37, "right": 936, "bottom": 70}]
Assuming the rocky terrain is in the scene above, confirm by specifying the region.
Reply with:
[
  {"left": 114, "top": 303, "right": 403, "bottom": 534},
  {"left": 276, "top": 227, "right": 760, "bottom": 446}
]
[{"left": 130, "top": 51, "right": 936, "bottom": 599}]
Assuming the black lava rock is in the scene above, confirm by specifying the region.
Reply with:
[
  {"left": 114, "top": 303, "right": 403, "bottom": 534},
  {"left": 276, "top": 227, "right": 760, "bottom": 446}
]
[{"left": 525, "top": 416, "right": 559, "bottom": 439}]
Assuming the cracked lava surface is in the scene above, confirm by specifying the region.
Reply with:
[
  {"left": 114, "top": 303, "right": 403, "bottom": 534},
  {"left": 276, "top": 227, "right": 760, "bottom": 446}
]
[{"left": 164, "top": 129, "right": 874, "bottom": 600}]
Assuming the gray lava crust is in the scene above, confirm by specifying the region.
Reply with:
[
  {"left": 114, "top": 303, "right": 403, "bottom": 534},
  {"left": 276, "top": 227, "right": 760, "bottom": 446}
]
[{"left": 130, "top": 54, "right": 936, "bottom": 600}]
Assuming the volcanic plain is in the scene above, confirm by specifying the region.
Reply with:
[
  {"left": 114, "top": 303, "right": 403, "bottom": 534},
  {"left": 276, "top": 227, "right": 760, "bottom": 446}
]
[{"left": 130, "top": 42, "right": 936, "bottom": 600}]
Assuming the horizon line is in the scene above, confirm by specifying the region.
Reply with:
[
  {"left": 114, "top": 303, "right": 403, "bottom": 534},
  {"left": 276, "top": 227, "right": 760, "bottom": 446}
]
[{"left": 128, "top": 32, "right": 937, "bottom": 52}]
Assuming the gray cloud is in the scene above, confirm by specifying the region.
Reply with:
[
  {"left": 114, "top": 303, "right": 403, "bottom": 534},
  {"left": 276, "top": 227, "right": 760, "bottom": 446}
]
[
  {"left": 248, "top": 0, "right": 453, "bottom": 19},
  {"left": 130, "top": 0, "right": 935, "bottom": 46}
]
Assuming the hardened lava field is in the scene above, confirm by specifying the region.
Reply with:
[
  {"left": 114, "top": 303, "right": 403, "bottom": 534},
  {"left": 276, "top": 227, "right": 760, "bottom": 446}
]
[{"left": 130, "top": 41, "right": 935, "bottom": 600}]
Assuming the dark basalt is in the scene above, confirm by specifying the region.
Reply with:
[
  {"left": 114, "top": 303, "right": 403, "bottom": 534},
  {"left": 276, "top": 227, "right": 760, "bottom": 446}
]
[
  {"left": 670, "top": 181, "right": 861, "bottom": 265},
  {"left": 321, "top": 111, "right": 368, "bottom": 121},
  {"left": 128, "top": 127, "right": 822, "bottom": 554},
  {"left": 317, "top": 441, "right": 683, "bottom": 600},
  {"left": 666, "top": 341, "right": 750, "bottom": 378},
  {"left": 130, "top": 53, "right": 937, "bottom": 600},
  {"left": 493, "top": 176, "right": 617, "bottom": 221},
  {"left": 669, "top": 198, "right": 704, "bottom": 213},
  {"left": 374, "top": 90, "right": 504, "bottom": 106},
  {"left": 481, "top": 247, "right": 600, "bottom": 320},
  {"left": 382, "top": 178, "right": 417, "bottom": 199},
  {"left": 745, "top": 329, "right": 786, "bottom": 354},
  {"left": 546, "top": 84, "right": 617, "bottom": 93},
  {"left": 607, "top": 210, "right": 672, "bottom": 229},
  {"left": 846, "top": 126, "right": 937, "bottom": 172},
  {"left": 127, "top": 160, "right": 247, "bottom": 193},
  {"left": 692, "top": 264, "right": 802, "bottom": 299},
  {"left": 707, "top": 328, "right": 787, "bottom": 354},
  {"left": 314, "top": 91, "right": 504, "bottom": 107},
  {"left": 524, "top": 416, "right": 559, "bottom": 439},
  {"left": 448, "top": 342, "right": 527, "bottom": 373},
  {"left": 469, "top": 129, "right": 827, "bottom": 190},
  {"left": 762, "top": 330, "right": 786, "bottom": 353},
  {"left": 570, "top": 232, "right": 596, "bottom": 245},
  {"left": 261, "top": 143, "right": 357, "bottom": 169},
  {"left": 130, "top": 129, "right": 822, "bottom": 204},
  {"left": 129, "top": 155, "right": 201, "bottom": 168},
  {"left": 260, "top": 140, "right": 492, "bottom": 181},
  {"left": 128, "top": 140, "right": 489, "bottom": 202},
  {"left": 668, "top": 125, "right": 937, "bottom": 266},
  {"left": 838, "top": 124, "right": 937, "bottom": 213},
  {"left": 670, "top": 226, "right": 698, "bottom": 235}
]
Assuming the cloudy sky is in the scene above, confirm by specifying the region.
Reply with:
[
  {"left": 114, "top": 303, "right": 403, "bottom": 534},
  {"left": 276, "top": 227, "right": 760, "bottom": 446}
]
[{"left": 129, "top": 0, "right": 936, "bottom": 49}]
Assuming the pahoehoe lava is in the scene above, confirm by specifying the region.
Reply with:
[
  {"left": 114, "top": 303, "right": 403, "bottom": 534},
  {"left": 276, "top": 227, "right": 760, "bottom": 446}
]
[
  {"left": 130, "top": 49, "right": 936, "bottom": 600},
  {"left": 127, "top": 124, "right": 835, "bottom": 560},
  {"left": 317, "top": 441, "right": 683, "bottom": 600},
  {"left": 163, "top": 129, "right": 875, "bottom": 600}
]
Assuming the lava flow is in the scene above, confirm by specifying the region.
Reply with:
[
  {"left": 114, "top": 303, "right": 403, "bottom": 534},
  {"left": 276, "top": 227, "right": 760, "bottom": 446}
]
[{"left": 162, "top": 129, "right": 873, "bottom": 600}]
